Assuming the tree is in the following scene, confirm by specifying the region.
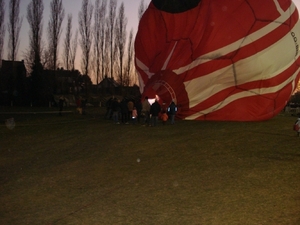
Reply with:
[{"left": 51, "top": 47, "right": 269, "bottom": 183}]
[
  {"left": 27, "top": 0, "right": 44, "bottom": 66},
  {"left": 7, "top": 0, "right": 23, "bottom": 61},
  {"left": 115, "top": 2, "right": 127, "bottom": 86},
  {"left": 30, "top": 53, "right": 45, "bottom": 106},
  {"left": 0, "top": 0, "right": 5, "bottom": 65},
  {"left": 104, "top": 22, "right": 110, "bottom": 78},
  {"left": 41, "top": 41, "right": 51, "bottom": 69},
  {"left": 78, "top": 0, "right": 93, "bottom": 77},
  {"left": 63, "top": 14, "right": 72, "bottom": 70},
  {"left": 26, "top": 0, "right": 45, "bottom": 106},
  {"left": 99, "top": 1, "right": 108, "bottom": 80},
  {"left": 124, "top": 29, "right": 134, "bottom": 86},
  {"left": 48, "top": 0, "right": 65, "bottom": 70},
  {"left": 70, "top": 31, "right": 78, "bottom": 70},
  {"left": 138, "top": 0, "right": 147, "bottom": 21},
  {"left": 108, "top": 0, "right": 117, "bottom": 79},
  {"left": 94, "top": 0, "right": 107, "bottom": 84}
]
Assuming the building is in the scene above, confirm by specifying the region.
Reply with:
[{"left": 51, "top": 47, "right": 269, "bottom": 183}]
[{"left": 0, "top": 60, "right": 28, "bottom": 106}]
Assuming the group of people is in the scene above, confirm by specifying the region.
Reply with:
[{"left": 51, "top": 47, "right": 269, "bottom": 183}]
[
  {"left": 141, "top": 96, "right": 177, "bottom": 126},
  {"left": 57, "top": 95, "right": 87, "bottom": 116},
  {"left": 105, "top": 96, "right": 140, "bottom": 124},
  {"left": 105, "top": 96, "right": 178, "bottom": 126}
]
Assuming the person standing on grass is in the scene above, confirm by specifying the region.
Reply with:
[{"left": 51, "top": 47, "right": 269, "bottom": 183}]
[
  {"left": 127, "top": 99, "right": 134, "bottom": 121},
  {"left": 105, "top": 96, "right": 114, "bottom": 119},
  {"left": 141, "top": 96, "right": 151, "bottom": 125},
  {"left": 112, "top": 98, "right": 121, "bottom": 124},
  {"left": 294, "top": 117, "right": 300, "bottom": 136},
  {"left": 150, "top": 99, "right": 161, "bottom": 127},
  {"left": 168, "top": 101, "right": 177, "bottom": 124},
  {"left": 58, "top": 96, "right": 65, "bottom": 116},
  {"left": 120, "top": 98, "right": 129, "bottom": 124},
  {"left": 132, "top": 107, "right": 138, "bottom": 124},
  {"left": 76, "top": 96, "right": 82, "bottom": 114},
  {"left": 81, "top": 98, "right": 87, "bottom": 115},
  {"left": 135, "top": 98, "right": 142, "bottom": 123}
]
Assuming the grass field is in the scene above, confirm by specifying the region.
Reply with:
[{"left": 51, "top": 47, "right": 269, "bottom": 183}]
[{"left": 0, "top": 107, "right": 299, "bottom": 225}]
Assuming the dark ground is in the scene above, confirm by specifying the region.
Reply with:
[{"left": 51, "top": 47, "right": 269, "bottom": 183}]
[{"left": 0, "top": 107, "right": 299, "bottom": 225}]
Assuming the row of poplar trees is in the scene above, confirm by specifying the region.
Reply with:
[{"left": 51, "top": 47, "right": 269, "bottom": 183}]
[{"left": 0, "top": 0, "right": 148, "bottom": 87}]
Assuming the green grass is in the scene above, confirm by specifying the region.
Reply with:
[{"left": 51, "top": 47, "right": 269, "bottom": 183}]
[{"left": 0, "top": 107, "right": 300, "bottom": 225}]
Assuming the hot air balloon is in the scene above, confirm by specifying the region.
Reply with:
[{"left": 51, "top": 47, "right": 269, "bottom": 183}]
[{"left": 135, "top": 0, "right": 300, "bottom": 121}]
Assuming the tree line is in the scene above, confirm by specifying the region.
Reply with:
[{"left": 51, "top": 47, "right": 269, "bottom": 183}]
[{"left": 0, "top": 0, "right": 148, "bottom": 86}]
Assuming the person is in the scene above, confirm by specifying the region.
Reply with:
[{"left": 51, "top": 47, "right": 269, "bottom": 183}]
[
  {"left": 127, "top": 99, "right": 134, "bottom": 121},
  {"left": 168, "top": 101, "right": 177, "bottom": 124},
  {"left": 293, "top": 117, "right": 300, "bottom": 136},
  {"left": 141, "top": 96, "right": 151, "bottom": 125},
  {"left": 120, "top": 98, "right": 129, "bottom": 124},
  {"left": 76, "top": 96, "right": 82, "bottom": 114},
  {"left": 150, "top": 99, "right": 161, "bottom": 126},
  {"left": 161, "top": 110, "right": 168, "bottom": 125},
  {"left": 58, "top": 96, "right": 65, "bottom": 116},
  {"left": 81, "top": 97, "right": 87, "bottom": 115},
  {"left": 132, "top": 107, "right": 138, "bottom": 124},
  {"left": 111, "top": 98, "right": 121, "bottom": 124},
  {"left": 105, "top": 96, "right": 114, "bottom": 119},
  {"left": 135, "top": 98, "right": 142, "bottom": 123}
]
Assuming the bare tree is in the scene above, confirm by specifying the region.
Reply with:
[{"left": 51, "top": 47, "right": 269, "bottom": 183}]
[
  {"left": 78, "top": 0, "right": 93, "bottom": 76},
  {"left": 23, "top": 41, "right": 49, "bottom": 73},
  {"left": 27, "top": 0, "right": 46, "bottom": 106},
  {"left": 100, "top": 1, "right": 108, "bottom": 80},
  {"left": 7, "top": 0, "right": 23, "bottom": 61},
  {"left": 70, "top": 30, "right": 78, "bottom": 70},
  {"left": 41, "top": 41, "right": 51, "bottom": 69},
  {"left": 48, "top": 0, "right": 65, "bottom": 70},
  {"left": 138, "top": 0, "right": 147, "bottom": 21},
  {"left": 124, "top": 28, "right": 134, "bottom": 86},
  {"left": 104, "top": 22, "right": 110, "bottom": 78},
  {"left": 108, "top": 0, "right": 117, "bottom": 79},
  {"left": 27, "top": 0, "right": 44, "bottom": 66},
  {"left": 22, "top": 48, "right": 34, "bottom": 73},
  {"left": 115, "top": 2, "right": 127, "bottom": 86},
  {"left": 94, "top": 0, "right": 107, "bottom": 84},
  {"left": 0, "top": 0, "right": 5, "bottom": 65},
  {"left": 63, "top": 14, "right": 72, "bottom": 70}
]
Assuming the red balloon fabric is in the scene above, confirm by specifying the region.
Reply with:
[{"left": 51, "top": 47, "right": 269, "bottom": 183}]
[{"left": 135, "top": 0, "right": 300, "bottom": 121}]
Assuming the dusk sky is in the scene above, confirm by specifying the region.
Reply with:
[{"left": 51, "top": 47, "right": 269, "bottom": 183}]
[
  {"left": 2, "top": 0, "right": 300, "bottom": 73},
  {"left": 2, "top": 0, "right": 151, "bottom": 71}
]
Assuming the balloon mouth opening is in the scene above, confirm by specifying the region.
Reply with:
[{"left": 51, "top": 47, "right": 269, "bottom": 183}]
[
  {"left": 152, "top": 0, "right": 202, "bottom": 13},
  {"left": 148, "top": 95, "right": 160, "bottom": 105},
  {"left": 143, "top": 80, "right": 177, "bottom": 105}
]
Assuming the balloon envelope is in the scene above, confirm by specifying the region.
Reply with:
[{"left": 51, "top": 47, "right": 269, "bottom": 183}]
[{"left": 135, "top": 0, "right": 300, "bottom": 121}]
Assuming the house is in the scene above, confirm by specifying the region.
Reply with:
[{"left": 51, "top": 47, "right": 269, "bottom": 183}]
[
  {"left": 0, "top": 60, "right": 28, "bottom": 105},
  {"left": 97, "top": 76, "right": 119, "bottom": 89},
  {"left": 95, "top": 76, "right": 120, "bottom": 95}
]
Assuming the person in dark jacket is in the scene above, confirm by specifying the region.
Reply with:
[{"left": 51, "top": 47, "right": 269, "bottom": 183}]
[
  {"left": 135, "top": 98, "right": 142, "bottom": 123},
  {"left": 105, "top": 96, "right": 114, "bottom": 119},
  {"left": 142, "top": 96, "right": 151, "bottom": 125},
  {"left": 150, "top": 100, "right": 161, "bottom": 126},
  {"left": 111, "top": 98, "right": 121, "bottom": 124},
  {"left": 168, "top": 101, "right": 177, "bottom": 124},
  {"left": 58, "top": 96, "right": 65, "bottom": 116},
  {"left": 120, "top": 98, "right": 129, "bottom": 124}
]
